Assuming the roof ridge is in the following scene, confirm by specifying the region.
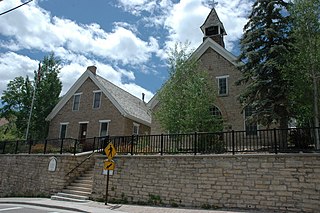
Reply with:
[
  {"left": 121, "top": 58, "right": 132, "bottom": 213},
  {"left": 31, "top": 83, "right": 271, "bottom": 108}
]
[{"left": 95, "top": 74, "right": 144, "bottom": 102}]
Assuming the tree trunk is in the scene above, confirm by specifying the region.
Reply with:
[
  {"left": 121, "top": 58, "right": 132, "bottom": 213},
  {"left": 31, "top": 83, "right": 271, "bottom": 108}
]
[
  {"left": 279, "top": 116, "right": 288, "bottom": 151},
  {"left": 312, "top": 72, "right": 320, "bottom": 149}
]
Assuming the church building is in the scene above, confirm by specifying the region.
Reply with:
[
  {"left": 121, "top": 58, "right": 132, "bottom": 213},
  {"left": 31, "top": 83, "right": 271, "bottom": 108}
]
[{"left": 148, "top": 8, "right": 256, "bottom": 135}]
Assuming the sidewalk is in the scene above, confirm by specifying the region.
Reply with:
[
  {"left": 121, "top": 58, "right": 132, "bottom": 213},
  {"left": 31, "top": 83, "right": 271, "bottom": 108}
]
[{"left": 0, "top": 197, "right": 264, "bottom": 213}]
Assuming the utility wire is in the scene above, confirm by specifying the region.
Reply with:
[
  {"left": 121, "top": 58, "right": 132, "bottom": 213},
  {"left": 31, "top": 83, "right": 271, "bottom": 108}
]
[{"left": 0, "top": 0, "right": 33, "bottom": 16}]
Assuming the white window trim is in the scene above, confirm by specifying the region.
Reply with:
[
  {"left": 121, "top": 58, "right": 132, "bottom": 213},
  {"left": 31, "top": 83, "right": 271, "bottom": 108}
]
[
  {"left": 216, "top": 75, "right": 229, "bottom": 96},
  {"left": 59, "top": 122, "right": 69, "bottom": 139},
  {"left": 99, "top": 120, "right": 111, "bottom": 137},
  {"left": 72, "top": 93, "right": 82, "bottom": 111},
  {"left": 79, "top": 121, "right": 89, "bottom": 124},
  {"left": 133, "top": 122, "right": 140, "bottom": 135},
  {"left": 93, "top": 91, "right": 102, "bottom": 109}
]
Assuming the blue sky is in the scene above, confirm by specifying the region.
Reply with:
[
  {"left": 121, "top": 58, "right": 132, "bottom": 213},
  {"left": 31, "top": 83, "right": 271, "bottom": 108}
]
[{"left": 0, "top": 0, "right": 253, "bottom": 102}]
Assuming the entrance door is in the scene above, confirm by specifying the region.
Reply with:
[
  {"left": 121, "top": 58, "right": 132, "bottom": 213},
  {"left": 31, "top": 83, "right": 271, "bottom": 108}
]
[{"left": 79, "top": 123, "right": 87, "bottom": 143}]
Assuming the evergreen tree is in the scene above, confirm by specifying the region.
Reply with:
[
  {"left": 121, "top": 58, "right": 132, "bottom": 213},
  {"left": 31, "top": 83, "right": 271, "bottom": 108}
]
[
  {"left": 31, "top": 53, "right": 62, "bottom": 139},
  {"left": 237, "top": 0, "right": 292, "bottom": 129},
  {"left": 155, "top": 43, "right": 222, "bottom": 133}
]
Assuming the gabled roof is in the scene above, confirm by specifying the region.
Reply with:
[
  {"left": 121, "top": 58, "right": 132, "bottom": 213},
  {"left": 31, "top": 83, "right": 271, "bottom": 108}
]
[
  {"left": 147, "top": 38, "right": 241, "bottom": 108},
  {"left": 192, "top": 37, "right": 239, "bottom": 66},
  {"left": 200, "top": 8, "right": 227, "bottom": 35},
  {"left": 46, "top": 68, "right": 151, "bottom": 126}
]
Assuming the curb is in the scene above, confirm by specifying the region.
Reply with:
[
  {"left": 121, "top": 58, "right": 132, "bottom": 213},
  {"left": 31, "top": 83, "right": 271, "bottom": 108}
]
[{"left": 0, "top": 201, "right": 89, "bottom": 213}]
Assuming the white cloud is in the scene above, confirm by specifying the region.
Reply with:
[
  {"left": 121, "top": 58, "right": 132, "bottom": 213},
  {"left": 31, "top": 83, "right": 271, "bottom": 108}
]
[
  {"left": 0, "top": 1, "right": 159, "bottom": 65},
  {"left": 0, "top": 52, "right": 38, "bottom": 99},
  {"left": 163, "top": 0, "right": 252, "bottom": 54}
]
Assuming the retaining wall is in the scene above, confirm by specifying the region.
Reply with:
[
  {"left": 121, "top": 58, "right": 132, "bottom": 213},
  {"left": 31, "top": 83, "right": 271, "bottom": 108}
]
[
  {"left": 92, "top": 154, "right": 320, "bottom": 212},
  {"left": 0, "top": 154, "right": 94, "bottom": 197}
]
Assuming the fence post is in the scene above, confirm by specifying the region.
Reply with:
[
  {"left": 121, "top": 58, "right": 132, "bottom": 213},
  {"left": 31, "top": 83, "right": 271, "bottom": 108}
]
[
  {"left": 274, "top": 128, "right": 278, "bottom": 154},
  {"left": 73, "top": 139, "right": 77, "bottom": 155},
  {"left": 28, "top": 139, "right": 33, "bottom": 154},
  {"left": 131, "top": 135, "right": 134, "bottom": 155},
  {"left": 160, "top": 134, "right": 164, "bottom": 155},
  {"left": 194, "top": 132, "right": 197, "bottom": 155},
  {"left": 232, "top": 130, "right": 235, "bottom": 155},
  {"left": 44, "top": 139, "right": 48, "bottom": 154},
  {"left": 93, "top": 137, "right": 96, "bottom": 153},
  {"left": 60, "top": 138, "right": 64, "bottom": 154},
  {"left": 15, "top": 140, "right": 19, "bottom": 154},
  {"left": 3, "top": 141, "right": 6, "bottom": 154}
]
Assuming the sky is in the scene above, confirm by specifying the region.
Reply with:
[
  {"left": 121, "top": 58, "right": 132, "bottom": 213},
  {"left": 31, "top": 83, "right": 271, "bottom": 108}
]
[{"left": 0, "top": 0, "right": 253, "bottom": 103}]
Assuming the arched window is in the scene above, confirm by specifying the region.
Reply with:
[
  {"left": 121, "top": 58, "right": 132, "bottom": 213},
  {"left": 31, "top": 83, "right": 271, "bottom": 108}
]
[{"left": 210, "top": 106, "right": 222, "bottom": 118}]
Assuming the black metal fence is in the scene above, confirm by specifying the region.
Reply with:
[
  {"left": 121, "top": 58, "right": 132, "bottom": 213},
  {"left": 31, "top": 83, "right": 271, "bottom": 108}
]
[{"left": 1, "top": 127, "right": 319, "bottom": 155}]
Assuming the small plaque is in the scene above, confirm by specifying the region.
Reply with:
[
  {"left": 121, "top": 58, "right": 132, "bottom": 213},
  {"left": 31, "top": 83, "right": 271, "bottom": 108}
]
[{"left": 48, "top": 157, "right": 57, "bottom": 172}]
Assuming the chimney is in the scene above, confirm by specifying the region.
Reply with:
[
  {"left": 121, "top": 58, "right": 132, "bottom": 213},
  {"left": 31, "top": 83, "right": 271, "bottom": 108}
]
[
  {"left": 87, "top": 65, "right": 97, "bottom": 75},
  {"left": 142, "top": 93, "right": 145, "bottom": 102}
]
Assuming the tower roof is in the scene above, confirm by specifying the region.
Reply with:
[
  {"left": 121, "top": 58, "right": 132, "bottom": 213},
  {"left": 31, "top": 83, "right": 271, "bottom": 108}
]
[{"left": 200, "top": 8, "right": 227, "bottom": 35}]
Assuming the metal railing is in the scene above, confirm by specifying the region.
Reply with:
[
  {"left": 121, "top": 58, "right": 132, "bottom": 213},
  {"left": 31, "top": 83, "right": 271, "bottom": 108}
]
[{"left": 0, "top": 127, "right": 319, "bottom": 155}]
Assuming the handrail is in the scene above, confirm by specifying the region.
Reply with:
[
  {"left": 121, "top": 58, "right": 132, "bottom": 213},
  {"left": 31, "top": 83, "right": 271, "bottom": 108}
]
[{"left": 65, "top": 151, "right": 95, "bottom": 177}]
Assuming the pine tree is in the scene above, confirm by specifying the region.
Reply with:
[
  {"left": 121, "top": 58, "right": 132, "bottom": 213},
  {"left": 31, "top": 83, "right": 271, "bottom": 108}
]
[
  {"left": 31, "top": 53, "right": 62, "bottom": 139},
  {"left": 237, "top": 0, "right": 292, "bottom": 130}
]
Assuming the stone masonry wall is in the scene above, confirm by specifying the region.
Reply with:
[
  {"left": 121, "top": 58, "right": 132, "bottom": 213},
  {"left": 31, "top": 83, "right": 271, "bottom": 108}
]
[
  {"left": 0, "top": 154, "right": 94, "bottom": 197},
  {"left": 92, "top": 154, "right": 320, "bottom": 212},
  {"left": 47, "top": 78, "right": 150, "bottom": 139}
]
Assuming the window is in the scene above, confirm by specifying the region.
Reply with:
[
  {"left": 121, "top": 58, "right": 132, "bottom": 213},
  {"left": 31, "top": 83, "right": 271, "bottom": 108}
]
[
  {"left": 216, "top": 76, "right": 229, "bottom": 96},
  {"left": 73, "top": 93, "right": 81, "bottom": 111},
  {"left": 210, "top": 106, "right": 222, "bottom": 118},
  {"left": 133, "top": 123, "right": 140, "bottom": 135},
  {"left": 205, "top": 26, "right": 219, "bottom": 36},
  {"left": 99, "top": 120, "right": 110, "bottom": 137},
  {"left": 93, "top": 91, "right": 101, "bottom": 109},
  {"left": 59, "top": 123, "right": 68, "bottom": 139},
  {"left": 245, "top": 106, "right": 258, "bottom": 136}
]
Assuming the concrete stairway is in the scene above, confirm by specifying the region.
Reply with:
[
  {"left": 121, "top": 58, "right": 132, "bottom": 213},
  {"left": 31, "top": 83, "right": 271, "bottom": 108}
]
[{"left": 51, "top": 167, "right": 94, "bottom": 202}]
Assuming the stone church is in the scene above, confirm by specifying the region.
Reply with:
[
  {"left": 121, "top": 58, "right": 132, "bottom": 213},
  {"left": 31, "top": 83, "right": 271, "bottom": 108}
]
[{"left": 148, "top": 8, "right": 256, "bottom": 135}]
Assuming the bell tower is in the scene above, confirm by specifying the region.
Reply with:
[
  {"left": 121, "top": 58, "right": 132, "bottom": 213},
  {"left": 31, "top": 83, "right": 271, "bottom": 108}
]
[{"left": 200, "top": 8, "right": 227, "bottom": 48}]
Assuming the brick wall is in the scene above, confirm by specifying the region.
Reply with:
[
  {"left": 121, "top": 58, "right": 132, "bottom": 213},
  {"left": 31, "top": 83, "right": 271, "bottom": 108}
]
[
  {"left": 92, "top": 154, "right": 320, "bottom": 212},
  {"left": 0, "top": 154, "right": 94, "bottom": 197}
]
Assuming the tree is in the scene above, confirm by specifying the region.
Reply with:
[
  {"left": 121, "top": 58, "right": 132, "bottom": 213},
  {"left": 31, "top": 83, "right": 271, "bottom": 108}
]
[
  {"left": 155, "top": 43, "right": 222, "bottom": 134},
  {"left": 237, "top": 0, "right": 292, "bottom": 130},
  {"left": 0, "top": 53, "right": 62, "bottom": 139},
  {"left": 286, "top": 0, "right": 320, "bottom": 148},
  {"left": 31, "top": 53, "right": 62, "bottom": 139},
  {"left": 0, "top": 76, "right": 33, "bottom": 138}
]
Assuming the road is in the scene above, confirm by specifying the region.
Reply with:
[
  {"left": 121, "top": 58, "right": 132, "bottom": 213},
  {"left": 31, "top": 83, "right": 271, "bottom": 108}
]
[{"left": 0, "top": 204, "right": 79, "bottom": 213}]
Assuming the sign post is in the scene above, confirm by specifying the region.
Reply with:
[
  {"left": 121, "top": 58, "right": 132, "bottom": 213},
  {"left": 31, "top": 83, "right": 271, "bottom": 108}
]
[{"left": 104, "top": 143, "right": 116, "bottom": 205}]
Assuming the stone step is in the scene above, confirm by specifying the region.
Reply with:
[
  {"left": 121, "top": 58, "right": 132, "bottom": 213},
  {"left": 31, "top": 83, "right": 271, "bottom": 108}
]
[
  {"left": 70, "top": 182, "right": 92, "bottom": 188},
  {"left": 56, "top": 192, "right": 89, "bottom": 200},
  {"left": 74, "top": 179, "right": 93, "bottom": 185},
  {"left": 66, "top": 185, "right": 92, "bottom": 193},
  {"left": 51, "top": 195, "right": 89, "bottom": 203},
  {"left": 82, "top": 171, "right": 94, "bottom": 177},
  {"left": 62, "top": 189, "right": 91, "bottom": 197},
  {"left": 78, "top": 176, "right": 93, "bottom": 181}
]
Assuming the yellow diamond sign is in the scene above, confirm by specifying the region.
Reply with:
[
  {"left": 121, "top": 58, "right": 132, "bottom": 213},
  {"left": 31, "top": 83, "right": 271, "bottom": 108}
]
[
  {"left": 105, "top": 143, "right": 116, "bottom": 160},
  {"left": 103, "top": 160, "right": 115, "bottom": 171}
]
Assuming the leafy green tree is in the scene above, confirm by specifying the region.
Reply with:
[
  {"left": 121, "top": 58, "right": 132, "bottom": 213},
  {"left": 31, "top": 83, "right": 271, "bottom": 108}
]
[
  {"left": 0, "top": 76, "right": 33, "bottom": 138},
  {"left": 0, "top": 53, "right": 62, "bottom": 140},
  {"left": 155, "top": 43, "right": 222, "bottom": 133},
  {"left": 285, "top": 0, "right": 320, "bottom": 148},
  {"left": 237, "top": 0, "right": 292, "bottom": 130}
]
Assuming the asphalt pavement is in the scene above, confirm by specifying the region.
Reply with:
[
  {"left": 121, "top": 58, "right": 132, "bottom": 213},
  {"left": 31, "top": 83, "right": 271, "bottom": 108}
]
[{"left": 0, "top": 198, "right": 268, "bottom": 213}]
